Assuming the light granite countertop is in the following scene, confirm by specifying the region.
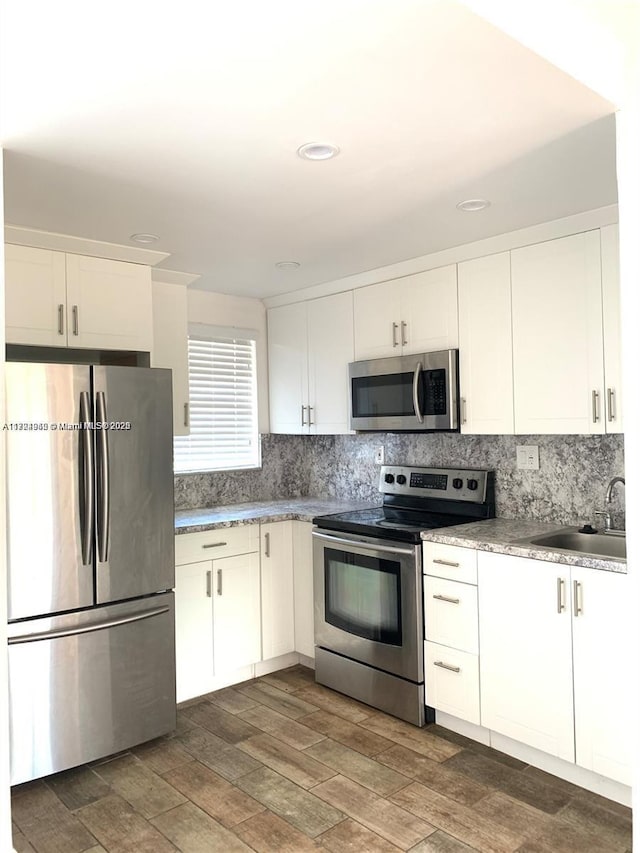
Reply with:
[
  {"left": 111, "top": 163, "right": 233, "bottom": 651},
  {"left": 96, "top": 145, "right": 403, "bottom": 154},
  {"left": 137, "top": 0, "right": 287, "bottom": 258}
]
[
  {"left": 175, "top": 497, "right": 378, "bottom": 534},
  {"left": 421, "top": 518, "right": 626, "bottom": 573}
]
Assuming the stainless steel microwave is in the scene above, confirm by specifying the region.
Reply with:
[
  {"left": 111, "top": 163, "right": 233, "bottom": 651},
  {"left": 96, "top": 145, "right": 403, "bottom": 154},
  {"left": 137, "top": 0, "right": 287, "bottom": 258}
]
[{"left": 349, "top": 349, "right": 459, "bottom": 431}]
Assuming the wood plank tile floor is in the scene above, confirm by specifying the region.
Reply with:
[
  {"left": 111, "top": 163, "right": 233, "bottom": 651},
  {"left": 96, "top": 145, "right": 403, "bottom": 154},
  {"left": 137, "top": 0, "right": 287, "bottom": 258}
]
[{"left": 11, "top": 665, "right": 632, "bottom": 853}]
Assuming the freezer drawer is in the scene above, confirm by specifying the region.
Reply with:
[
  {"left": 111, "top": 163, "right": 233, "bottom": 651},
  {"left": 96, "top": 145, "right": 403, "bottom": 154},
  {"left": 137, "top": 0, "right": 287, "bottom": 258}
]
[{"left": 8, "top": 593, "right": 176, "bottom": 785}]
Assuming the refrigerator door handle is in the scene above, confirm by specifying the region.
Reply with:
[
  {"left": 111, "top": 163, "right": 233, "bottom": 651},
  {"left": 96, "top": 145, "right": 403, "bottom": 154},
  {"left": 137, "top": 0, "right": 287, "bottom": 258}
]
[
  {"left": 79, "top": 391, "right": 94, "bottom": 566},
  {"left": 96, "top": 390, "right": 110, "bottom": 562},
  {"left": 8, "top": 605, "right": 170, "bottom": 645}
]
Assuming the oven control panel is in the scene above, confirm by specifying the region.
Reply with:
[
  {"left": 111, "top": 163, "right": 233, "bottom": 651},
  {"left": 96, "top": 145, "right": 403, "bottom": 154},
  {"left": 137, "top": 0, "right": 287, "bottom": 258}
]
[{"left": 379, "top": 465, "right": 489, "bottom": 503}]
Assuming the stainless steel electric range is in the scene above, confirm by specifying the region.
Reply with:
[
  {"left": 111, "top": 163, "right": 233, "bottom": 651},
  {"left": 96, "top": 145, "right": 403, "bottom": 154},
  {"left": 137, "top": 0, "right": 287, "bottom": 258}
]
[{"left": 312, "top": 465, "right": 495, "bottom": 726}]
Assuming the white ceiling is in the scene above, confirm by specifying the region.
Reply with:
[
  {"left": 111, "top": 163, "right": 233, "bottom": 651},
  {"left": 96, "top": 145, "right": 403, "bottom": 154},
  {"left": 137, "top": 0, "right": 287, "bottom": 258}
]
[{"left": 0, "top": 0, "right": 617, "bottom": 299}]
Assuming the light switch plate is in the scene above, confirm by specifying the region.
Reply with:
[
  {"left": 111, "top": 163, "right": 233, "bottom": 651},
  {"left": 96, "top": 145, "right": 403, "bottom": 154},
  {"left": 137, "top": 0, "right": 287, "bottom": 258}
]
[
  {"left": 375, "top": 446, "right": 385, "bottom": 465},
  {"left": 517, "top": 445, "right": 539, "bottom": 470}
]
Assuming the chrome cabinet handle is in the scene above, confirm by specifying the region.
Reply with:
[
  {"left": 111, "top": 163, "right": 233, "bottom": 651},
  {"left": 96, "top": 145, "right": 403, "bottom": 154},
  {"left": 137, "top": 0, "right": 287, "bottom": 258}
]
[
  {"left": 573, "top": 580, "right": 582, "bottom": 617},
  {"left": 432, "top": 558, "right": 460, "bottom": 568},
  {"left": 96, "top": 391, "right": 110, "bottom": 562},
  {"left": 392, "top": 322, "right": 399, "bottom": 347},
  {"left": 607, "top": 388, "right": 616, "bottom": 422},
  {"left": 202, "top": 541, "right": 227, "bottom": 549},
  {"left": 264, "top": 532, "right": 271, "bottom": 558},
  {"left": 301, "top": 405, "right": 307, "bottom": 426},
  {"left": 556, "top": 577, "right": 565, "bottom": 613},
  {"left": 217, "top": 569, "right": 222, "bottom": 596},
  {"left": 433, "top": 594, "right": 460, "bottom": 604},
  {"left": 308, "top": 405, "right": 314, "bottom": 425},
  {"left": 206, "top": 570, "right": 212, "bottom": 598},
  {"left": 592, "top": 390, "right": 600, "bottom": 423},
  {"left": 79, "top": 392, "right": 94, "bottom": 566},
  {"left": 183, "top": 403, "right": 189, "bottom": 427},
  {"left": 461, "top": 397, "right": 467, "bottom": 425},
  {"left": 72, "top": 304, "right": 79, "bottom": 336},
  {"left": 401, "top": 320, "right": 408, "bottom": 346},
  {"left": 434, "top": 661, "right": 460, "bottom": 673},
  {"left": 57, "top": 303, "right": 65, "bottom": 336},
  {"left": 412, "top": 361, "right": 424, "bottom": 424}
]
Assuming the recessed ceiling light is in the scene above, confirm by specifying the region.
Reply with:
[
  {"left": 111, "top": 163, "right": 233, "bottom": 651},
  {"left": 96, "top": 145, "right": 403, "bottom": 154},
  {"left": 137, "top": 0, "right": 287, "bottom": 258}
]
[
  {"left": 275, "top": 261, "right": 301, "bottom": 270},
  {"left": 130, "top": 233, "right": 160, "bottom": 244},
  {"left": 297, "top": 142, "right": 340, "bottom": 161},
  {"left": 456, "top": 199, "right": 491, "bottom": 212}
]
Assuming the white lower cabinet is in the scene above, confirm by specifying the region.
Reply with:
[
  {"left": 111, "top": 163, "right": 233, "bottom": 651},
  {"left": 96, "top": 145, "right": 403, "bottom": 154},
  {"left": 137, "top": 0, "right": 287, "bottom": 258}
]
[
  {"left": 292, "top": 521, "right": 315, "bottom": 658},
  {"left": 213, "top": 552, "right": 261, "bottom": 674},
  {"left": 477, "top": 551, "right": 631, "bottom": 785},
  {"left": 260, "top": 521, "right": 295, "bottom": 659},
  {"left": 572, "top": 566, "right": 632, "bottom": 785},
  {"left": 423, "top": 543, "right": 479, "bottom": 725},
  {"left": 174, "top": 559, "right": 215, "bottom": 702},
  {"left": 478, "top": 552, "right": 574, "bottom": 761}
]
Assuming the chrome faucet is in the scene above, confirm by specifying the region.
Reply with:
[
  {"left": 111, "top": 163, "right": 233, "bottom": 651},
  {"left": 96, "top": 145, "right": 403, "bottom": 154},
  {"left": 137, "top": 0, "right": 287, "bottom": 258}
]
[{"left": 605, "top": 476, "right": 625, "bottom": 504}]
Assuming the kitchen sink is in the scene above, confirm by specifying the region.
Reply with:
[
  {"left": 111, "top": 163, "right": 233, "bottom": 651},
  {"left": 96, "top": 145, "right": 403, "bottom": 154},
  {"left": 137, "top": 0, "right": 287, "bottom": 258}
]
[{"left": 516, "top": 529, "right": 626, "bottom": 560}]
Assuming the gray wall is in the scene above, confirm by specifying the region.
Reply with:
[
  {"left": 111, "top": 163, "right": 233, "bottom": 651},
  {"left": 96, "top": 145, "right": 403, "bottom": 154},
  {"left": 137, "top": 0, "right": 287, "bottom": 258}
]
[{"left": 175, "top": 433, "right": 625, "bottom": 529}]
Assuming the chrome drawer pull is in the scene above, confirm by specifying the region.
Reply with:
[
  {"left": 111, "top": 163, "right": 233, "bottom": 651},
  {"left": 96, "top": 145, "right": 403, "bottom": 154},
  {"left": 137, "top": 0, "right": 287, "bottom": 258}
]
[
  {"left": 432, "top": 558, "right": 460, "bottom": 568},
  {"left": 433, "top": 594, "right": 460, "bottom": 604},
  {"left": 434, "top": 661, "right": 460, "bottom": 673},
  {"left": 202, "top": 541, "right": 228, "bottom": 549}
]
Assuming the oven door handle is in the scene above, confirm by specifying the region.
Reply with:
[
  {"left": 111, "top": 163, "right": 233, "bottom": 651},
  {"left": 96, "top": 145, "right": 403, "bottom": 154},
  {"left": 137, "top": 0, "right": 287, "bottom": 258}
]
[
  {"left": 312, "top": 530, "right": 416, "bottom": 557},
  {"left": 413, "top": 361, "right": 424, "bottom": 424}
]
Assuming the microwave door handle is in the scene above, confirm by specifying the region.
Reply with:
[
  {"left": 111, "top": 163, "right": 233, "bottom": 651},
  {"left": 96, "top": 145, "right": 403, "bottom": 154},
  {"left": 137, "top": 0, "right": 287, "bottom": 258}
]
[{"left": 413, "top": 362, "right": 424, "bottom": 423}]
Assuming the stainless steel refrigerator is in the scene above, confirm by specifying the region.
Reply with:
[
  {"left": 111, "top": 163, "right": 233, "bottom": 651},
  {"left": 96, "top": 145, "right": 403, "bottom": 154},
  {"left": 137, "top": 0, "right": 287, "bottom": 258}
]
[{"left": 5, "top": 363, "right": 176, "bottom": 785}]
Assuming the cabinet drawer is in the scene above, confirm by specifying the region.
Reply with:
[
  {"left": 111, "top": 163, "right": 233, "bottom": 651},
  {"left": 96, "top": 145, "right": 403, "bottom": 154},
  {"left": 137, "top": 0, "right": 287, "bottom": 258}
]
[
  {"left": 423, "top": 542, "right": 477, "bottom": 584},
  {"left": 425, "top": 641, "right": 480, "bottom": 725},
  {"left": 424, "top": 577, "right": 478, "bottom": 653},
  {"left": 175, "top": 526, "right": 259, "bottom": 566}
]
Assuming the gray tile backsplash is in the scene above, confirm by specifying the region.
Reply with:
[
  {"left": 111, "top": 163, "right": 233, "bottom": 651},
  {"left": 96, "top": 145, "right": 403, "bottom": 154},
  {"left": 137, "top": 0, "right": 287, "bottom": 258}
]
[{"left": 175, "top": 433, "right": 625, "bottom": 529}]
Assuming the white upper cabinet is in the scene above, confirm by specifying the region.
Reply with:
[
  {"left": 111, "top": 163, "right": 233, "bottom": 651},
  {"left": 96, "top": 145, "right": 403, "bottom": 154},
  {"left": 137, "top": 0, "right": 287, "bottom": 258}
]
[
  {"left": 5, "top": 245, "right": 153, "bottom": 353},
  {"left": 458, "top": 252, "right": 514, "bottom": 434},
  {"left": 268, "top": 291, "right": 354, "bottom": 434},
  {"left": 65, "top": 254, "right": 153, "bottom": 352},
  {"left": 5, "top": 245, "right": 67, "bottom": 347},
  {"left": 511, "top": 231, "right": 605, "bottom": 434},
  {"left": 600, "top": 224, "right": 623, "bottom": 433},
  {"left": 307, "top": 291, "right": 354, "bottom": 434},
  {"left": 353, "top": 266, "right": 458, "bottom": 360},
  {"left": 152, "top": 281, "right": 190, "bottom": 436}
]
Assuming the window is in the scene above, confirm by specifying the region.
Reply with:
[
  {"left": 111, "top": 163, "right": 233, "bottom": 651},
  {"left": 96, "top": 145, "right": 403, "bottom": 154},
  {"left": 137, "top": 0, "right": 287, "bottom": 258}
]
[{"left": 174, "top": 328, "right": 260, "bottom": 473}]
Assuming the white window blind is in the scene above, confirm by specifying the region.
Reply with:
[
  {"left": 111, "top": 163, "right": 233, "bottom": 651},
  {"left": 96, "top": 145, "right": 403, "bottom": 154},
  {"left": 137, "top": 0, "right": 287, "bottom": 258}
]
[{"left": 174, "top": 333, "right": 260, "bottom": 473}]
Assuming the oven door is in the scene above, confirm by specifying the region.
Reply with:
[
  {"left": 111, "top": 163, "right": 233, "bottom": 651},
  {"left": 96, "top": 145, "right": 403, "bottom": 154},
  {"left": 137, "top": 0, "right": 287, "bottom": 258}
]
[{"left": 312, "top": 529, "right": 423, "bottom": 682}]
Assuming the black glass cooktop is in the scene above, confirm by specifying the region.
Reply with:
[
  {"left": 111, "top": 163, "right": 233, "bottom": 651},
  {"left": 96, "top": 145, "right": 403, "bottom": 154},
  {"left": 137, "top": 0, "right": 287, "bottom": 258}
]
[{"left": 312, "top": 506, "right": 477, "bottom": 544}]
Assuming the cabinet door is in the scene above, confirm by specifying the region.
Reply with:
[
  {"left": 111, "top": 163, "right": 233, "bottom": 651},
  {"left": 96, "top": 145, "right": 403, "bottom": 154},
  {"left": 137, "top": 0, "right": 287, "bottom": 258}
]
[
  {"left": 152, "top": 281, "right": 190, "bottom": 436},
  {"left": 458, "top": 253, "right": 514, "bottom": 434},
  {"left": 601, "top": 224, "right": 623, "bottom": 433},
  {"left": 400, "top": 265, "right": 459, "bottom": 354},
  {"left": 353, "top": 280, "right": 399, "bottom": 360},
  {"left": 5, "top": 244, "right": 67, "bottom": 346},
  {"left": 261, "top": 521, "right": 295, "bottom": 659},
  {"left": 174, "top": 560, "right": 214, "bottom": 702},
  {"left": 478, "top": 552, "right": 574, "bottom": 761},
  {"left": 511, "top": 231, "right": 604, "bottom": 434},
  {"left": 268, "top": 302, "right": 308, "bottom": 433},
  {"left": 572, "top": 567, "right": 632, "bottom": 785},
  {"left": 213, "top": 552, "right": 261, "bottom": 673},
  {"left": 292, "top": 521, "right": 315, "bottom": 658},
  {"left": 308, "top": 291, "right": 354, "bottom": 434},
  {"left": 65, "top": 254, "right": 153, "bottom": 352}
]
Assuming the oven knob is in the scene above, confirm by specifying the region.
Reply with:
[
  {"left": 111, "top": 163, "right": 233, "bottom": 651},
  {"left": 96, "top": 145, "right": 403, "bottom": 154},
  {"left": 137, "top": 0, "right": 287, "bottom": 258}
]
[
  {"left": 452, "top": 478, "right": 463, "bottom": 489},
  {"left": 384, "top": 473, "right": 395, "bottom": 484},
  {"left": 396, "top": 474, "right": 407, "bottom": 485},
  {"left": 467, "top": 478, "right": 478, "bottom": 491}
]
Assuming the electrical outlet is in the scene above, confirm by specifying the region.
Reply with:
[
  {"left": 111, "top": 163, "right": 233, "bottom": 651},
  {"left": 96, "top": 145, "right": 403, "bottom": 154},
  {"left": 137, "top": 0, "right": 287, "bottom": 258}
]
[
  {"left": 375, "top": 446, "right": 385, "bottom": 465},
  {"left": 516, "top": 445, "right": 539, "bottom": 471}
]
